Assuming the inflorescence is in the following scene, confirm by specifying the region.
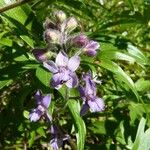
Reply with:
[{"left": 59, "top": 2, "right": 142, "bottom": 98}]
[{"left": 29, "top": 10, "right": 104, "bottom": 150}]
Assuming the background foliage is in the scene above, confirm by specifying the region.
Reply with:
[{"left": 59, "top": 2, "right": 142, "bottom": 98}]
[{"left": 0, "top": 0, "right": 150, "bottom": 149}]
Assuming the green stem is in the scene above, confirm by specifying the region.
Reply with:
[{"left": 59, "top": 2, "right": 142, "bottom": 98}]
[
  {"left": 65, "top": 88, "right": 77, "bottom": 150},
  {"left": 0, "top": 0, "right": 31, "bottom": 13}
]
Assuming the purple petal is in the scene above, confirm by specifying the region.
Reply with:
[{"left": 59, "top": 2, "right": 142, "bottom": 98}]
[
  {"left": 86, "top": 41, "right": 100, "bottom": 50},
  {"left": 86, "top": 49, "right": 97, "bottom": 56},
  {"left": 85, "top": 79, "right": 96, "bottom": 96},
  {"left": 68, "top": 55, "right": 80, "bottom": 71},
  {"left": 55, "top": 51, "right": 68, "bottom": 67},
  {"left": 50, "top": 138, "right": 59, "bottom": 150},
  {"left": 65, "top": 73, "right": 78, "bottom": 88},
  {"left": 35, "top": 90, "right": 42, "bottom": 104},
  {"left": 29, "top": 109, "right": 42, "bottom": 122},
  {"left": 43, "top": 61, "right": 58, "bottom": 73},
  {"left": 84, "top": 41, "right": 100, "bottom": 56},
  {"left": 51, "top": 73, "right": 63, "bottom": 89},
  {"left": 80, "top": 103, "right": 89, "bottom": 116},
  {"left": 51, "top": 125, "right": 59, "bottom": 135},
  {"left": 61, "top": 69, "right": 70, "bottom": 82},
  {"left": 42, "top": 94, "right": 51, "bottom": 108},
  {"left": 83, "top": 72, "right": 96, "bottom": 96},
  {"left": 78, "top": 86, "right": 86, "bottom": 99},
  {"left": 88, "top": 97, "right": 104, "bottom": 112}
]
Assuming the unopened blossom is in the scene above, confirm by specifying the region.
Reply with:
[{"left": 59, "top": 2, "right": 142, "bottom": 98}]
[
  {"left": 54, "top": 10, "right": 66, "bottom": 23},
  {"left": 61, "top": 17, "right": 78, "bottom": 33},
  {"left": 29, "top": 90, "right": 51, "bottom": 122},
  {"left": 43, "top": 17, "right": 56, "bottom": 30},
  {"left": 32, "top": 48, "right": 51, "bottom": 62},
  {"left": 83, "top": 40, "right": 100, "bottom": 56},
  {"left": 50, "top": 124, "right": 69, "bottom": 150},
  {"left": 44, "top": 29, "right": 61, "bottom": 44},
  {"left": 72, "top": 34, "right": 89, "bottom": 47},
  {"left": 79, "top": 72, "right": 104, "bottom": 116},
  {"left": 72, "top": 35, "right": 100, "bottom": 56},
  {"left": 43, "top": 51, "right": 80, "bottom": 89}
]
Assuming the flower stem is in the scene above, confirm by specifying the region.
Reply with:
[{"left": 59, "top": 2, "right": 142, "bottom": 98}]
[
  {"left": 0, "top": 0, "right": 31, "bottom": 13},
  {"left": 65, "top": 88, "right": 77, "bottom": 150}
]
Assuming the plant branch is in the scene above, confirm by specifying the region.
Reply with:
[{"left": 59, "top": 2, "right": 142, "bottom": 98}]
[{"left": 0, "top": 0, "right": 31, "bottom": 13}]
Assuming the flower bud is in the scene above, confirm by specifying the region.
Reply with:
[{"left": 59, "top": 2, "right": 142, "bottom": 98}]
[
  {"left": 73, "top": 34, "right": 89, "bottom": 47},
  {"left": 32, "top": 48, "right": 51, "bottom": 62},
  {"left": 43, "top": 18, "right": 56, "bottom": 30},
  {"left": 83, "top": 41, "right": 100, "bottom": 56},
  {"left": 54, "top": 10, "right": 66, "bottom": 23},
  {"left": 44, "top": 29, "right": 61, "bottom": 44},
  {"left": 62, "top": 17, "right": 78, "bottom": 32}
]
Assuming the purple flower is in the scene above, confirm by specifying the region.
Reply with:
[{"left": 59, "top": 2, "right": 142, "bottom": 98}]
[
  {"left": 83, "top": 40, "right": 100, "bottom": 56},
  {"left": 50, "top": 125, "right": 69, "bottom": 150},
  {"left": 43, "top": 51, "right": 80, "bottom": 89},
  {"left": 72, "top": 35, "right": 100, "bottom": 56},
  {"left": 29, "top": 90, "right": 51, "bottom": 122},
  {"left": 79, "top": 72, "right": 104, "bottom": 116}
]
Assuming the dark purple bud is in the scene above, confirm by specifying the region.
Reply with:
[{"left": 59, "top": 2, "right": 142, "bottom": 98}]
[
  {"left": 73, "top": 34, "right": 89, "bottom": 47},
  {"left": 32, "top": 48, "right": 50, "bottom": 62}
]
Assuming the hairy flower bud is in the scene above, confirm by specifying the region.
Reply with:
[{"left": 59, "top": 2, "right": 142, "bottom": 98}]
[
  {"left": 44, "top": 29, "right": 61, "bottom": 44},
  {"left": 73, "top": 34, "right": 89, "bottom": 47},
  {"left": 54, "top": 10, "right": 66, "bottom": 23},
  {"left": 62, "top": 17, "right": 78, "bottom": 32},
  {"left": 32, "top": 48, "right": 51, "bottom": 62},
  {"left": 43, "top": 18, "right": 56, "bottom": 30}
]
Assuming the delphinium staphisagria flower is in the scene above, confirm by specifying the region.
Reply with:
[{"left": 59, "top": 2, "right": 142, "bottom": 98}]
[
  {"left": 79, "top": 72, "right": 105, "bottom": 116},
  {"left": 29, "top": 90, "right": 51, "bottom": 122},
  {"left": 50, "top": 124, "right": 69, "bottom": 150},
  {"left": 29, "top": 10, "right": 104, "bottom": 150},
  {"left": 43, "top": 51, "right": 80, "bottom": 89}
]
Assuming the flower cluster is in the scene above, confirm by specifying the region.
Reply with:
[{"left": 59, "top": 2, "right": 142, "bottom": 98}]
[{"left": 29, "top": 10, "right": 104, "bottom": 150}]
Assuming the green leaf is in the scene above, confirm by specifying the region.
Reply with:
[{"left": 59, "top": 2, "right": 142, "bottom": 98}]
[
  {"left": 99, "top": 59, "right": 140, "bottom": 101},
  {"left": 132, "top": 117, "right": 146, "bottom": 150},
  {"left": 138, "top": 128, "right": 150, "bottom": 150},
  {"left": 29, "top": 131, "right": 36, "bottom": 147},
  {"left": 67, "top": 99, "right": 86, "bottom": 150},
  {"left": 0, "top": 79, "right": 13, "bottom": 89},
  {"left": 127, "top": 44, "right": 149, "bottom": 66},
  {"left": 36, "top": 66, "right": 51, "bottom": 87},
  {"left": 37, "top": 127, "right": 46, "bottom": 138},
  {"left": 115, "top": 121, "right": 126, "bottom": 145},
  {"left": 135, "top": 78, "right": 150, "bottom": 92},
  {"left": 0, "top": 0, "right": 35, "bottom": 48},
  {"left": 23, "top": 110, "right": 29, "bottom": 119},
  {"left": 129, "top": 102, "right": 145, "bottom": 125},
  {"left": 99, "top": 43, "right": 135, "bottom": 63},
  {"left": 88, "top": 120, "right": 106, "bottom": 135},
  {"left": 0, "top": 38, "right": 13, "bottom": 47}
]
